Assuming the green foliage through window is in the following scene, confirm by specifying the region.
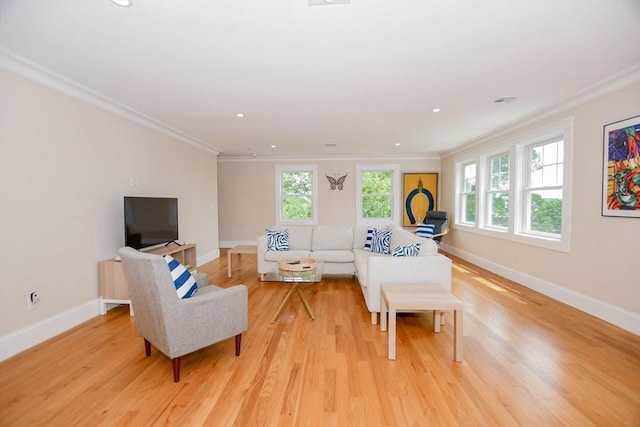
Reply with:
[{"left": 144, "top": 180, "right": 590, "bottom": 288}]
[
  {"left": 362, "top": 171, "right": 392, "bottom": 219},
  {"left": 281, "top": 171, "right": 313, "bottom": 220}
]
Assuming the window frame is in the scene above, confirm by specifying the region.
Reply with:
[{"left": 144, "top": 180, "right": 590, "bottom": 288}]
[
  {"left": 356, "top": 164, "right": 401, "bottom": 226},
  {"left": 275, "top": 164, "right": 318, "bottom": 226},
  {"left": 454, "top": 118, "right": 573, "bottom": 252},
  {"left": 484, "top": 151, "right": 511, "bottom": 231},
  {"left": 457, "top": 161, "right": 477, "bottom": 226}
]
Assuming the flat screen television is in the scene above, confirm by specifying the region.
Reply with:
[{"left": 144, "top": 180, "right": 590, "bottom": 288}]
[{"left": 124, "top": 196, "right": 179, "bottom": 250}]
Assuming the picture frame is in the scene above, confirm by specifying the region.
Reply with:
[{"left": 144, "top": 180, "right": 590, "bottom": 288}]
[
  {"left": 402, "top": 173, "right": 438, "bottom": 226},
  {"left": 602, "top": 115, "right": 640, "bottom": 218}
]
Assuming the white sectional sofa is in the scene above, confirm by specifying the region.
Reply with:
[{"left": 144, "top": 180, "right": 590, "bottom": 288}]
[{"left": 257, "top": 224, "right": 452, "bottom": 324}]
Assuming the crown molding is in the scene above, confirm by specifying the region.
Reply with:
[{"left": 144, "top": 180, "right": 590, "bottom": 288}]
[
  {"left": 0, "top": 48, "right": 221, "bottom": 155},
  {"left": 217, "top": 152, "right": 441, "bottom": 163}
]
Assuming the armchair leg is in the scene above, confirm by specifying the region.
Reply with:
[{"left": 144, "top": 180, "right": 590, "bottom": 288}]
[
  {"left": 172, "top": 357, "right": 181, "bottom": 382},
  {"left": 235, "top": 334, "right": 242, "bottom": 356},
  {"left": 144, "top": 339, "right": 151, "bottom": 357}
]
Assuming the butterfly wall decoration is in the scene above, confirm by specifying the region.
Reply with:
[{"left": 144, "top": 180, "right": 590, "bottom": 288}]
[{"left": 326, "top": 173, "right": 348, "bottom": 190}]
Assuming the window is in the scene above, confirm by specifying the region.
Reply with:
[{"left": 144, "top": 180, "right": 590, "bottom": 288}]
[
  {"left": 276, "top": 165, "right": 318, "bottom": 224},
  {"left": 356, "top": 164, "right": 400, "bottom": 224},
  {"left": 454, "top": 118, "right": 572, "bottom": 252},
  {"left": 486, "top": 153, "right": 509, "bottom": 229},
  {"left": 523, "top": 139, "right": 563, "bottom": 236},
  {"left": 459, "top": 162, "right": 476, "bottom": 224}
]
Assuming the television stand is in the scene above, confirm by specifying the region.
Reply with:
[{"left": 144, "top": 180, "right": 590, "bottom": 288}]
[{"left": 98, "top": 243, "right": 197, "bottom": 315}]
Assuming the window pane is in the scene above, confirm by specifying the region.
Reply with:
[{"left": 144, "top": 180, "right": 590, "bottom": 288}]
[
  {"left": 529, "top": 189, "right": 562, "bottom": 234},
  {"left": 282, "top": 196, "right": 312, "bottom": 220},
  {"left": 489, "top": 192, "right": 509, "bottom": 227},
  {"left": 464, "top": 194, "right": 476, "bottom": 223},
  {"left": 282, "top": 172, "right": 312, "bottom": 195},
  {"left": 489, "top": 154, "right": 509, "bottom": 190},
  {"left": 362, "top": 195, "right": 392, "bottom": 219},
  {"left": 464, "top": 163, "right": 476, "bottom": 192}
]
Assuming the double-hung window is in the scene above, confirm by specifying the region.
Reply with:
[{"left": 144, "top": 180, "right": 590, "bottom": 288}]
[
  {"left": 486, "top": 153, "right": 510, "bottom": 229},
  {"left": 356, "top": 164, "right": 400, "bottom": 224},
  {"left": 275, "top": 165, "right": 318, "bottom": 225},
  {"left": 522, "top": 139, "right": 564, "bottom": 236},
  {"left": 459, "top": 162, "right": 477, "bottom": 225}
]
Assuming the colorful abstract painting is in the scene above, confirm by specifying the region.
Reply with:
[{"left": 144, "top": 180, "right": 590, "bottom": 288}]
[{"left": 602, "top": 115, "right": 640, "bottom": 217}]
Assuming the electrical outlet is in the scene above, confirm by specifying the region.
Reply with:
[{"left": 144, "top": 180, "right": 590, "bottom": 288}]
[{"left": 28, "top": 291, "right": 40, "bottom": 310}]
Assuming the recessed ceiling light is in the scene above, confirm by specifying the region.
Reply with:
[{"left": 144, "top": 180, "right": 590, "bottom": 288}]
[
  {"left": 432, "top": 108, "right": 441, "bottom": 113},
  {"left": 111, "top": 0, "right": 132, "bottom": 7},
  {"left": 236, "top": 113, "right": 244, "bottom": 118},
  {"left": 395, "top": 143, "right": 401, "bottom": 146},
  {"left": 271, "top": 145, "right": 277, "bottom": 148}
]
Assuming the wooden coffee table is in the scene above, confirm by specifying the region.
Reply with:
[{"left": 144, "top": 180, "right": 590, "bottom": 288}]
[{"left": 265, "top": 258, "right": 323, "bottom": 323}]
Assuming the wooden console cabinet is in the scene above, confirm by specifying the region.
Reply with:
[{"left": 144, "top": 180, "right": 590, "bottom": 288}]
[{"left": 98, "top": 243, "right": 197, "bottom": 315}]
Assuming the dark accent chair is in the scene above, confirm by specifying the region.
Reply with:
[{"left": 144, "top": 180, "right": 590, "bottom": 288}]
[{"left": 423, "top": 211, "right": 449, "bottom": 243}]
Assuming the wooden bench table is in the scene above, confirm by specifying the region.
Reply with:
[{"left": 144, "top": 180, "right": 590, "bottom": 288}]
[
  {"left": 380, "top": 282, "right": 463, "bottom": 361},
  {"left": 227, "top": 245, "right": 256, "bottom": 277}
]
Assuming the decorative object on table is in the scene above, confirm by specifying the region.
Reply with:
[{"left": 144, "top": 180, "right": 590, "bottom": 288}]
[
  {"left": 403, "top": 173, "right": 438, "bottom": 226},
  {"left": 325, "top": 173, "right": 348, "bottom": 190},
  {"left": 602, "top": 115, "right": 640, "bottom": 217}
]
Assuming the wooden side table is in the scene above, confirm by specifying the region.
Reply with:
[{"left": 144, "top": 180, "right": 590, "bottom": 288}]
[
  {"left": 380, "top": 282, "right": 463, "bottom": 361},
  {"left": 227, "top": 245, "right": 257, "bottom": 277}
]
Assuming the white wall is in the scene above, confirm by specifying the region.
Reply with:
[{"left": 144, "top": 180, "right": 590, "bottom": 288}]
[
  {"left": 217, "top": 158, "right": 441, "bottom": 245},
  {"left": 439, "top": 82, "right": 640, "bottom": 333},
  {"left": 0, "top": 69, "right": 220, "bottom": 358}
]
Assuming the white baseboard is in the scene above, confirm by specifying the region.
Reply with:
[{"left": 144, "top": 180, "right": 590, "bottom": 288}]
[
  {"left": 0, "top": 299, "right": 100, "bottom": 362},
  {"left": 441, "top": 244, "right": 640, "bottom": 335}
]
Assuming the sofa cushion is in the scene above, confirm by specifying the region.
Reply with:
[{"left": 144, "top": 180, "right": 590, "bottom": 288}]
[
  {"left": 392, "top": 243, "right": 421, "bottom": 257},
  {"left": 363, "top": 227, "right": 376, "bottom": 251},
  {"left": 268, "top": 226, "right": 312, "bottom": 250},
  {"left": 163, "top": 255, "right": 198, "bottom": 299},
  {"left": 266, "top": 229, "right": 289, "bottom": 251},
  {"left": 264, "top": 249, "right": 312, "bottom": 262},
  {"left": 311, "top": 249, "right": 354, "bottom": 263},
  {"left": 312, "top": 226, "right": 354, "bottom": 251}
]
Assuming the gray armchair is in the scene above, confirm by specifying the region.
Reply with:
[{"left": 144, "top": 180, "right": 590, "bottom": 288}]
[{"left": 118, "top": 247, "right": 248, "bottom": 382}]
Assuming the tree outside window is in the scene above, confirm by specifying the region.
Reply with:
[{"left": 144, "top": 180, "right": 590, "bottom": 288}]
[
  {"left": 487, "top": 153, "right": 509, "bottom": 228},
  {"left": 361, "top": 171, "right": 393, "bottom": 219}
]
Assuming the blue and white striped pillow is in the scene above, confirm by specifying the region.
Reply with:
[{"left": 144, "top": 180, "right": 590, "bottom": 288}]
[
  {"left": 363, "top": 227, "right": 377, "bottom": 251},
  {"left": 371, "top": 229, "right": 392, "bottom": 254},
  {"left": 392, "top": 243, "right": 421, "bottom": 257},
  {"left": 416, "top": 223, "right": 436, "bottom": 238},
  {"left": 266, "top": 229, "right": 289, "bottom": 251},
  {"left": 163, "top": 255, "right": 198, "bottom": 299}
]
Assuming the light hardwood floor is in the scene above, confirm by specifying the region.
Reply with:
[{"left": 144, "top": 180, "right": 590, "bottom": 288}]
[{"left": 1, "top": 251, "right": 639, "bottom": 426}]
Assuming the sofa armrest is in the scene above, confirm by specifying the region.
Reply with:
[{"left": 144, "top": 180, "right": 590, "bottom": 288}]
[{"left": 364, "top": 254, "right": 452, "bottom": 314}]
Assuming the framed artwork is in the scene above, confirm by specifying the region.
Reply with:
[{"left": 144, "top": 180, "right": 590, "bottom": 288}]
[
  {"left": 602, "top": 115, "right": 640, "bottom": 217},
  {"left": 402, "top": 173, "right": 438, "bottom": 226}
]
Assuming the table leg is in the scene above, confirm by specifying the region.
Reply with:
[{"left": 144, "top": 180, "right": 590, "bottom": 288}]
[
  {"left": 454, "top": 308, "right": 463, "bottom": 361},
  {"left": 433, "top": 310, "right": 441, "bottom": 333},
  {"left": 388, "top": 304, "right": 396, "bottom": 360},
  {"left": 227, "top": 251, "right": 232, "bottom": 278},
  {"left": 296, "top": 286, "right": 315, "bottom": 320},
  {"left": 271, "top": 285, "right": 298, "bottom": 323},
  {"left": 380, "top": 291, "right": 388, "bottom": 332}
]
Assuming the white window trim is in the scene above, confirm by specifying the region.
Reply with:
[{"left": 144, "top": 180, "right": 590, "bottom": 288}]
[
  {"left": 457, "top": 161, "right": 477, "bottom": 227},
  {"left": 454, "top": 118, "right": 573, "bottom": 252},
  {"left": 275, "top": 164, "right": 319, "bottom": 226},
  {"left": 356, "top": 164, "right": 401, "bottom": 226}
]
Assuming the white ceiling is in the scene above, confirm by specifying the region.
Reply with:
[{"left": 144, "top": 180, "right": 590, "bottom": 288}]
[{"left": 1, "top": 0, "right": 639, "bottom": 158}]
